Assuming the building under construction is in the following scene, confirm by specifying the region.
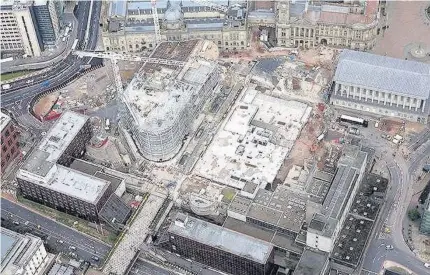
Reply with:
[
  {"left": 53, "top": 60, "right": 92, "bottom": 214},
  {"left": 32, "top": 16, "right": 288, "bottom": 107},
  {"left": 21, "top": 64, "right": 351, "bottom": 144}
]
[{"left": 119, "top": 39, "right": 220, "bottom": 161}]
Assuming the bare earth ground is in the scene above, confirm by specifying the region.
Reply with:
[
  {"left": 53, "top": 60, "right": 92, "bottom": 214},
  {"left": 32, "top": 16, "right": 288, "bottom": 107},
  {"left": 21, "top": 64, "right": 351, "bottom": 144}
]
[{"left": 372, "top": 1, "right": 430, "bottom": 60}]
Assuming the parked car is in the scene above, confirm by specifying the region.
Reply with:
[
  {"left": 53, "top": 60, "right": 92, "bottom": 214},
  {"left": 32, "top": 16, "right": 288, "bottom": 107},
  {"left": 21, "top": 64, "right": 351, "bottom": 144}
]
[
  {"left": 57, "top": 240, "right": 64, "bottom": 244},
  {"left": 424, "top": 263, "right": 430, "bottom": 268},
  {"left": 91, "top": 256, "right": 99, "bottom": 261},
  {"left": 69, "top": 246, "right": 76, "bottom": 251},
  {"left": 385, "top": 245, "right": 394, "bottom": 250}
]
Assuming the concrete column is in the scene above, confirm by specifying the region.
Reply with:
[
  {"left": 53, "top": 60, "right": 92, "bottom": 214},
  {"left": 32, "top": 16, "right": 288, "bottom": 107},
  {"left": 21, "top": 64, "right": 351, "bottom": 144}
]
[
  {"left": 396, "top": 94, "right": 400, "bottom": 107},
  {"left": 384, "top": 92, "right": 387, "bottom": 105},
  {"left": 422, "top": 100, "right": 426, "bottom": 112},
  {"left": 403, "top": 96, "right": 406, "bottom": 108},
  {"left": 415, "top": 99, "right": 420, "bottom": 111},
  {"left": 347, "top": 86, "right": 350, "bottom": 98},
  {"left": 294, "top": 27, "right": 296, "bottom": 37}
]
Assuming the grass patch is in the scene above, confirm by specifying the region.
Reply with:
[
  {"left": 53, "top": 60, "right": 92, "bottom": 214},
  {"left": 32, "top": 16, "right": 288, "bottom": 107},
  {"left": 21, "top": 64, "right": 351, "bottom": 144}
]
[
  {"left": 0, "top": 70, "right": 34, "bottom": 81},
  {"left": 17, "top": 196, "right": 116, "bottom": 245},
  {"left": 221, "top": 188, "right": 237, "bottom": 202}
]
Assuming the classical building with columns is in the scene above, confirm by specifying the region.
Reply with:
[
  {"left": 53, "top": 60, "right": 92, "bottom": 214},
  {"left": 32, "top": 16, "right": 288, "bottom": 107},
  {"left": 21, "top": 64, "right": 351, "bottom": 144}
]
[
  {"left": 275, "top": 0, "right": 379, "bottom": 50},
  {"left": 330, "top": 50, "right": 430, "bottom": 123}
]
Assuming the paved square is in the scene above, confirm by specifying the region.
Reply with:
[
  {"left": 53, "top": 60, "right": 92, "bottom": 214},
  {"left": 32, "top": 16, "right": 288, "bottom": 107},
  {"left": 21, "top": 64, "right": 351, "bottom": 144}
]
[{"left": 372, "top": 1, "right": 430, "bottom": 62}]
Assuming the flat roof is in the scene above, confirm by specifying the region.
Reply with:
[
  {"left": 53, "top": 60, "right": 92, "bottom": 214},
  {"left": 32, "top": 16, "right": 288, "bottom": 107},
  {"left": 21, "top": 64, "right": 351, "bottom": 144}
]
[
  {"left": 294, "top": 248, "right": 328, "bottom": 275},
  {"left": 350, "top": 173, "right": 388, "bottom": 221},
  {"left": 99, "top": 194, "right": 131, "bottom": 225},
  {"left": 331, "top": 214, "right": 373, "bottom": 267},
  {"left": 309, "top": 146, "right": 368, "bottom": 237},
  {"left": 109, "top": 0, "right": 127, "bottom": 17},
  {"left": 38, "top": 111, "right": 89, "bottom": 163},
  {"left": 0, "top": 112, "right": 11, "bottom": 132},
  {"left": 196, "top": 91, "right": 311, "bottom": 189},
  {"left": 17, "top": 112, "right": 110, "bottom": 204},
  {"left": 169, "top": 213, "right": 274, "bottom": 264},
  {"left": 1, "top": 229, "right": 18, "bottom": 264},
  {"left": 248, "top": 187, "right": 306, "bottom": 233},
  {"left": 1, "top": 227, "right": 44, "bottom": 275},
  {"left": 43, "top": 166, "right": 110, "bottom": 204},
  {"left": 334, "top": 50, "right": 430, "bottom": 99}
]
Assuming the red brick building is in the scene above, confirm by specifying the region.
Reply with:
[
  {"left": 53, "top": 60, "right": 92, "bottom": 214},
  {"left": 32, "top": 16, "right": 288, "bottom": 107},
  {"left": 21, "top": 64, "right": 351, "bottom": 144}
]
[{"left": 1, "top": 112, "right": 20, "bottom": 175}]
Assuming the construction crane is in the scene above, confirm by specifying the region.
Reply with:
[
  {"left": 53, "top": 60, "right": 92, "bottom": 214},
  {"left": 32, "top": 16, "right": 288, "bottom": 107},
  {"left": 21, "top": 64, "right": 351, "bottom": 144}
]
[
  {"left": 73, "top": 50, "right": 186, "bottom": 66},
  {"left": 191, "top": 0, "right": 229, "bottom": 13},
  {"left": 152, "top": 0, "right": 161, "bottom": 45}
]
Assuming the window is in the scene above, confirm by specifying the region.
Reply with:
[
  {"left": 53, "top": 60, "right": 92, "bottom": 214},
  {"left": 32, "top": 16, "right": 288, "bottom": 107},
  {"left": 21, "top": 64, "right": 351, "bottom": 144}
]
[
  {"left": 2, "top": 146, "right": 6, "bottom": 153},
  {"left": 8, "top": 139, "right": 12, "bottom": 146},
  {"left": 6, "top": 153, "right": 10, "bottom": 161},
  {"left": 4, "top": 130, "right": 10, "bottom": 137}
]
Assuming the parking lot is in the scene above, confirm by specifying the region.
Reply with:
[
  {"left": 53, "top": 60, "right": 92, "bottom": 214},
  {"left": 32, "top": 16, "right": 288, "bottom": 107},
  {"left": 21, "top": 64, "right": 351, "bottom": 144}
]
[{"left": 1, "top": 198, "right": 111, "bottom": 267}]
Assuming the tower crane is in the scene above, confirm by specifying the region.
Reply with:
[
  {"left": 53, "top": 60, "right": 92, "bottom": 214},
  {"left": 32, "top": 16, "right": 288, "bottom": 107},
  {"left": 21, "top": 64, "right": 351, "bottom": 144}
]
[
  {"left": 73, "top": 49, "right": 187, "bottom": 125},
  {"left": 73, "top": 50, "right": 186, "bottom": 66},
  {"left": 152, "top": 0, "right": 162, "bottom": 45}
]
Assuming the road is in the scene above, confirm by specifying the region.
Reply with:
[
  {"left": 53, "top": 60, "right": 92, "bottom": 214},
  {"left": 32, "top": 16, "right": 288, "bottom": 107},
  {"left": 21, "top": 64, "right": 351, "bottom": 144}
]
[
  {"left": 360, "top": 137, "right": 430, "bottom": 275},
  {"left": 1, "top": 0, "right": 103, "bottom": 137},
  {"left": 1, "top": 198, "right": 111, "bottom": 267}
]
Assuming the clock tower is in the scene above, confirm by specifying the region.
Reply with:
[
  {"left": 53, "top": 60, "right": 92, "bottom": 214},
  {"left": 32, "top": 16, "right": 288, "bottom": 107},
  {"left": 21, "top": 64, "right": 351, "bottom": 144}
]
[{"left": 276, "top": 0, "right": 291, "bottom": 47}]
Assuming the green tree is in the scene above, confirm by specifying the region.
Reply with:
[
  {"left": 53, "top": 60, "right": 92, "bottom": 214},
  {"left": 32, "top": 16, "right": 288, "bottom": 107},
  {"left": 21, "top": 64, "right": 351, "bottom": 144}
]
[{"left": 408, "top": 209, "right": 421, "bottom": 221}]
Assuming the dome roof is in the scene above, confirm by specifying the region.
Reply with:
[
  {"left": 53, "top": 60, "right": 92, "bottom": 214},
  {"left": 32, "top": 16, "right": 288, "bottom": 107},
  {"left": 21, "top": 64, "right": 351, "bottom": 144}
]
[{"left": 164, "top": 4, "right": 182, "bottom": 22}]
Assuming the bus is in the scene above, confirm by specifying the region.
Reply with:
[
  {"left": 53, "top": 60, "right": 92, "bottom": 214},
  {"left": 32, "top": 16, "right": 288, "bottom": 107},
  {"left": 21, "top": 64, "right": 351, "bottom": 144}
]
[
  {"left": 71, "top": 39, "right": 79, "bottom": 51},
  {"left": 339, "top": 115, "right": 368, "bottom": 127}
]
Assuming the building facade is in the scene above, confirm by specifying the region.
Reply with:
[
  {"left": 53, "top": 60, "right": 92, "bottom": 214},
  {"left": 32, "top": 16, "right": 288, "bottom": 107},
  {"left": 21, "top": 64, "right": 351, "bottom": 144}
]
[
  {"left": 31, "top": 0, "right": 60, "bottom": 47},
  {"left": 0, "top": 0, "right": 41, "bottom": 57},
  {"left": 274, "top": 0, "right": 379, "bottom": 50},
  {"left": 1, "top": 112, "right": 20, "bottom": 175},
  {"left": 103, "top": 0, "right": 381, "bottom": 54},
  {"left": 120, "top": 40, "right": 220, "bottom": 161},
  {"left": 102, "top": 0, "right": 247, "bottom": 53},
  {"left": 16, "top": 111, "right": 115, "bottom": 222},
  {"left": 160, "top": 213, "right": 275, "bottom": 275},
  {"left": 330, "top": 50, "right": 430, "bottom": 123},
  {"left": 1, "top": 227, "right": 50, "bottom": 275}
]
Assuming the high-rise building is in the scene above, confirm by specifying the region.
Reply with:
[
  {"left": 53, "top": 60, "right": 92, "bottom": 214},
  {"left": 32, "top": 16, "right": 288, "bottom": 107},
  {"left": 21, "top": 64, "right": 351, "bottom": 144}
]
[
  {"left": 0, "top": 0, "right": 41, "bottom": 57},
  {"left": 1, "top": 112, "right": 20, "bottom": 175},
  {"left": 31, "top": 0, "right": 60, "bottom": 47},
  {"left": 1, "top": 227, "right": 51, "bottom": 275}
]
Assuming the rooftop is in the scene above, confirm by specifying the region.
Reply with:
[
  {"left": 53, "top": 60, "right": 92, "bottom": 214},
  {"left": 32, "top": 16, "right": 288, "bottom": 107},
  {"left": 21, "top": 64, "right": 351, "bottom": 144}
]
[
  {"left": 1, "top": 227, "right": 45, "bottom": 275},
  {"left": 308, "top": 146, "right": 367, "bottom": 237},
  {"left": 196, "top": 90, "right": 311, "bottom": 189},
  {"left": 334, "top": 50, "right": 430, "bottom": 99},
  {"left": 37, "top": 111, "right": 88, "bottom": 163},
  {"left": 350, "top": 173, "right": 388, "bottom": 221},
  {"left": 331, "top": 214, "right": 373, "bottom": 267},
  {"left": 17, "top": 112, "right": 110, "bottom": 204},
  {"left": 169, "top": 213, "right": 274, "bottom": 264},
  {"left": 99, "top": 194, "right": 132, "bottom": 226},
  {"left": 0, "top": 112, "right": 11, "bottom": 132},
  {"left": 293, "top": 248, "right": 328, "bottom": 275}
]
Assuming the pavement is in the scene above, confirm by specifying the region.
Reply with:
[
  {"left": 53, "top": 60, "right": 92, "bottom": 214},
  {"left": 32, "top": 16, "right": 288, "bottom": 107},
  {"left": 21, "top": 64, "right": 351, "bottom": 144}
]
[
  {"left": 1, "top": 198, "right": 111, "bottom": 267},
  {"left": 360, "top": 129, "right": 430, "bottom": 275},
  {"left": 0, "top": 12, "right": 79, "bottom": 74}
]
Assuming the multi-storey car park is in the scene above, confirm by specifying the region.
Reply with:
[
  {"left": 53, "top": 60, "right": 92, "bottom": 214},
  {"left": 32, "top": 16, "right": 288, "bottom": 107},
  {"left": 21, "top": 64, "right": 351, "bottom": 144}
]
[
  {"left": 16, "top": 111, "right": 129, "bottom": 223},
  {"left": 102, "top": 0, "right": 381, "bottom": 53},
  {"left": 119, "top": 39, "right": 220, "bottom": 162},
  {"left": 330, "top": 50, "right": 430, "bottom": 123}
]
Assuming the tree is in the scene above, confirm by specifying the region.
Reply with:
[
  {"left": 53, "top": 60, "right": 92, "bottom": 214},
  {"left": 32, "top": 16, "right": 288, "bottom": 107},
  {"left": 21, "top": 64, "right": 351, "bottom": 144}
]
[{"left": 408, "top": 209, "right": 421, "bottom": 221}]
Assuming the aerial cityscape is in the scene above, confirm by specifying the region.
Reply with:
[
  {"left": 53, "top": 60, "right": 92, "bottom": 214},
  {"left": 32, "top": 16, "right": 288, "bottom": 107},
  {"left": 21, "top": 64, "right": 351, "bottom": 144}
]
[{"left": 1, "top": 1, "right": 430, "bottom": 275}]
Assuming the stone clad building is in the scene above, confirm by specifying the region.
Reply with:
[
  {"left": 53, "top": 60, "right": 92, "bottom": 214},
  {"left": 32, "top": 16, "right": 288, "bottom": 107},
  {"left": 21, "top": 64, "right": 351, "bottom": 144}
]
[
  {"left": 330, "top": 50, "right": 430, "bottom": 123},
  {"left": 103, "top": 0, "right": 381, "bottom": 53}
]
